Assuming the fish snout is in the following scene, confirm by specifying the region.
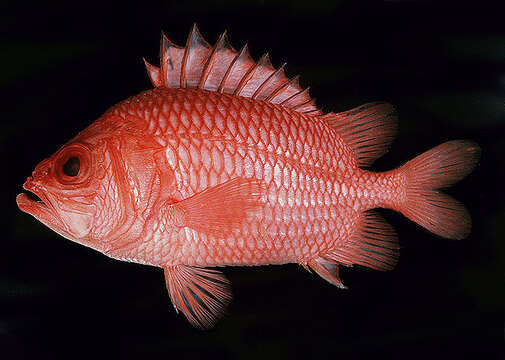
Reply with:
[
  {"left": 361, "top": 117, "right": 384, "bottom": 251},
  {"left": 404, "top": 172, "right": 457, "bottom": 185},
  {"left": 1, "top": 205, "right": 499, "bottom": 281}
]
[
  {"left": 22, "top": 175, "right": 48, "bottom": 199},
  {"left": 23, "top": 176, "right": 34, "bottom": 190},
  {"left": 31, "top": 158, "right": 52, "bottom": 180}
]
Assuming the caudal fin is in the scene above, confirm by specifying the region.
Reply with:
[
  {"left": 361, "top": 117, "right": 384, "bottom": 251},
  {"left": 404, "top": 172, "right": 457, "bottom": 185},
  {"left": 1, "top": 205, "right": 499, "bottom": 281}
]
[{"left": 399, "top": 140, "right": 480, "bottom": 240}]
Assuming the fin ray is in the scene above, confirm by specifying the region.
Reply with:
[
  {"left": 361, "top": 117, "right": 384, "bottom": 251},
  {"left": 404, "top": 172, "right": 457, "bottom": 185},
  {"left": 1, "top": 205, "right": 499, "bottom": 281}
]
[
  {"left": 198, "top": 30, "right": 233, "bottom": 90},
  {"left": 181, "top": 24, "right": 212, "bottom": 88},
  {"left": 235, "top": 53, "right": 275, "bottom": 97},
  {"left": 164, "top": 265, "right": 231, "bottom": 329},
  {"left": 160, "top": 31, "right": 184, "bottom": 88},
  {"left": 398, "top": 140, "right": 480, "bottom": 239},
  {"left": 143, "top": 58, "right": 162, "bottom": 87},
  {"left": 307, "top": 257, "right": 346, "bottom": 288},
  {"left": 171, "top": 177, "right": 264, "bottom": 236},
  {"left": 322, "top": 102, "right": 398, "bottom": 167},
  {"left": 325, "top": 211, "right": 400, "bottom": 271},
  {"left": 145, "top": 24, "right": 321, "bottom": 115},
  {"left": 252, "top": 62, "right": 286, "bottom": 100}
]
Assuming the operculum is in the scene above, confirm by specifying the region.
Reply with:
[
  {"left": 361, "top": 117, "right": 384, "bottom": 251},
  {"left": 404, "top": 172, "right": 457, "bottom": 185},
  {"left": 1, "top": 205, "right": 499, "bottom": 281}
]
[{"left": 94, "top": 130, "right": 175, "bottom": 256}]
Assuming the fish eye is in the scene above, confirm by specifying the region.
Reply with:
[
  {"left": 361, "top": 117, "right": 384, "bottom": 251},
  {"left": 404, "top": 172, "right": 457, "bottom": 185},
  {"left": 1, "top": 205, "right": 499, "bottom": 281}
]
[
  {"left": 54, "top": 143, "right": 91, "bottom": 185},
  {"left": 62, "top": 156, "right": 80, "bottom": 177}
]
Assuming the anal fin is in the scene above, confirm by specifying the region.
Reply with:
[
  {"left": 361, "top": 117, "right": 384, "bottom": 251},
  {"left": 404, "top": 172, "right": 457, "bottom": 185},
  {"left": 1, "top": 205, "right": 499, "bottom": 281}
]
[
  {"left": 307, "top": 257, "right": 346, "bottom": 289},
  {"left": 164, "top": 265, "right": 232, "bottom": 329},
  {"left": 325, "top": 210, "right": 400, "bottom": 272}
]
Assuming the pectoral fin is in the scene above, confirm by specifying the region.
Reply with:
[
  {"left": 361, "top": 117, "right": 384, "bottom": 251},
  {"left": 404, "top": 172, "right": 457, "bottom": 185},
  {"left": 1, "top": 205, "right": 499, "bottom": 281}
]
[
  {"left": 163, "top": 265, "right": 232, "bottom": 329},
  {"left": 169, "top": 177, "right": 264, "bottom": 236}
]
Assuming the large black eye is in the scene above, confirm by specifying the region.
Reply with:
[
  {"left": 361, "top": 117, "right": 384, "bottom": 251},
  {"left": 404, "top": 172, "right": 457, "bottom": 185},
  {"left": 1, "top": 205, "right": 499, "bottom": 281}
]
[{"left": 62, "top": 156, "right": 80, "bottom": 177}]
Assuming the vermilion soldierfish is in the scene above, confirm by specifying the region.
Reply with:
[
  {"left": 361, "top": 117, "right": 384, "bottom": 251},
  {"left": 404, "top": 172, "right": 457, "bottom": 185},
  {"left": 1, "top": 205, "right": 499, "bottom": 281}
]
[{"left": 17, "top": 25, "right": 480, "bottom": 328}]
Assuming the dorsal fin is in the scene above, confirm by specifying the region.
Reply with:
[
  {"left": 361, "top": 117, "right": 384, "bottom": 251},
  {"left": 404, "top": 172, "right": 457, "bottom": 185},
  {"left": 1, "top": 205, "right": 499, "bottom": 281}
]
[
  {"left": 144, "top": 24, "right": 321, "bottom": 116},
  {"left": 322, "top": 102, "right": 398, "bottom": 167},
  {"left": 181, "top": 24, "right": 212, "bottom": 88},
  {"left": 160, "top": 32, "right": 184, "bottom": 88}
]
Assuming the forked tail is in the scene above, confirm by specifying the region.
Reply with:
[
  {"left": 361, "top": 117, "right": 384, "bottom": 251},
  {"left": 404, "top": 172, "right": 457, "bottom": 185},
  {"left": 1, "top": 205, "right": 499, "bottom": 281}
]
[{"left": 398, "top": 140, "right": 480, "bottom": 239}]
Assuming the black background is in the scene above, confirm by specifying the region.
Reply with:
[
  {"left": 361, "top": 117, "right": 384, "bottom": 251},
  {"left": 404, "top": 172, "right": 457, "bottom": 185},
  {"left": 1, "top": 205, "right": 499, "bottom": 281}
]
[{"left": 1, "top": 1, "right": 503, "bottom": 359}]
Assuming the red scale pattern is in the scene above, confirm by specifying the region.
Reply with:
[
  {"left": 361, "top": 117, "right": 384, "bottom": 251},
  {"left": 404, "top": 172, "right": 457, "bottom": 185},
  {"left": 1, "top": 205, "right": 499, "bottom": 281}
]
[{"left": 112, "top": 88, "right": 380, "bottom": 267}]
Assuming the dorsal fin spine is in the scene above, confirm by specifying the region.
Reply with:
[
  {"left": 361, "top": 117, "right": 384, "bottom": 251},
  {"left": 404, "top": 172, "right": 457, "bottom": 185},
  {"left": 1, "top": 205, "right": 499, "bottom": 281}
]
[
  {"left": 252, "top": 62, "right": 286, "bottom": 99},
  {"left": 234, "top": 52, "right": 269, "bottom": 96},
  {"left": 146, "top": 25, "right": 321, "bottom": 115},
  {"left": 217, "top": 44, "right": 249, "bottom": 93},
  {"left": 294, "top": 99, "right": 315, "bottom": 113},
  {"left": 180, "top": 24, "right": 198, "bottom": 88},
  {"left": 303, "top": 108, "right": 321, "bottom": 116},
  {"left": 143, "top": 58, "right": 162, "bottom": 87},
  {"left": 301, "top": 100, "right": 321, "bottom": 115},
  {"left": 160, "top": 31, "right": 183, "bottom": 88},
  {"left": 288, "top": 88, "right": 311, "bottom": 109},
  {"left": 279, "top": 76, "right": 302, "bottom": 105},
  {"left": 266, "top": 74, "right": 297, "bottom": 102},
  {"left": 198, "top": 30, "right": 227, "bottom": 89}
]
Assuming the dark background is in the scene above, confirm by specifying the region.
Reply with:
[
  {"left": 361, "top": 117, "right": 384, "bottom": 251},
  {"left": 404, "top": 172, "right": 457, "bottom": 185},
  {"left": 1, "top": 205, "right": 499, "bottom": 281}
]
[{"left": 1, "top": 1, "right": 503, "bottom": 359}]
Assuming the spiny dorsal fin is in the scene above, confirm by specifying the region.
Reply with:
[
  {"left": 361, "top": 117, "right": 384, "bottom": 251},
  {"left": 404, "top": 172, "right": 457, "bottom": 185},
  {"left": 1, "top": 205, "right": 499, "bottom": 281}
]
[
  {"left": 144, "top": 24, "right": 321, "bottom": 116},
  {"left": 181, "top": 24, "right": 212, "bottom": 88}
]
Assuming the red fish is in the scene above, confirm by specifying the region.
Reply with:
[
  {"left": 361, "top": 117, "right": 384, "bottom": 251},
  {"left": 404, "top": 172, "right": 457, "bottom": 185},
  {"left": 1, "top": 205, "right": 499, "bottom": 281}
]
[{"left": 17, "top": 25, "right": 480, "bottom": 328}]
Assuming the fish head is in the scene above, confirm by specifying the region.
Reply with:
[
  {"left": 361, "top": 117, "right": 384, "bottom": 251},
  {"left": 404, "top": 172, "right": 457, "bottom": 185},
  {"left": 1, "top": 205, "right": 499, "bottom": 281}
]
[
  {"left": 16, "top": 138, "right": 107, "bottom": 248},
  {"left": 17, "top": 112, "right": 173, "bottom": 253}
]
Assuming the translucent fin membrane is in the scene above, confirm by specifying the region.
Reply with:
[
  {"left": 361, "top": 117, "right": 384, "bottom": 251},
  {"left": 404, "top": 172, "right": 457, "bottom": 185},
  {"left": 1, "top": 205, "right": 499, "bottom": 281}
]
[
  {"left": 324, "top": 211, "right": 400, "bottom": 271},
  {"left": 308, "top": 257, "right": 346, "bottom": 288},
  {"left": 171, "top": 177, "right": 265, "bottom": 237},
  {"left": 322, "top": 102, "right": 398, "bottom": 167},
  {"left": 144, "top": 24, "right": 321, "bottom": 116},
  {"left": 164, "top": 265, "right": 232, "bottom": 329},
  {"left": 399, "top": 140, "right": 481, "bottom": 240}
]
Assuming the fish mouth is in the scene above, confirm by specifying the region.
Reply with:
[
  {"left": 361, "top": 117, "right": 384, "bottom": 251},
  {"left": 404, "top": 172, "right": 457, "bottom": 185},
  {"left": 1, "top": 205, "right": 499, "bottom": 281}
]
[
  {"left": 16, "top": 179, "right": 69, "bottom": 237},
  {"left": 17, "top": 181, "right": 48, "bottom": 211}
]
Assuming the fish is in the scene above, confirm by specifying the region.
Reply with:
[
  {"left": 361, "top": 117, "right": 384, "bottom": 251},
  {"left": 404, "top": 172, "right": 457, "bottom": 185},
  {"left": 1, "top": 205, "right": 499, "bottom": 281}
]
[{"left": 17, "top": 24, "right": 480, "bottom": 329}]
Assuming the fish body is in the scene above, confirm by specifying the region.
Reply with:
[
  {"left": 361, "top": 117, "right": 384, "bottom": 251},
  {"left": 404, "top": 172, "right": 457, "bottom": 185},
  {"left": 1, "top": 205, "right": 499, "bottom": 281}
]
[
  {"left": 17, "top": 25, "right": 480, "bottom": 328},
  {"left": 103, "top": 87, "right": 397, "bottom": 269}
]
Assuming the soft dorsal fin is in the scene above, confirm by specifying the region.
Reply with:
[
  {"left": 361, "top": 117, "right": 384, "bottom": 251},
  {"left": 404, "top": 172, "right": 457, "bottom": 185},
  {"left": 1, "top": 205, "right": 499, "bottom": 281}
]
[
  {"left": 322, "top": 102, "right": 398, "bottom": 168},
  {"left": 144, "top": 24, "right": 321, "bottom": 116}
]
